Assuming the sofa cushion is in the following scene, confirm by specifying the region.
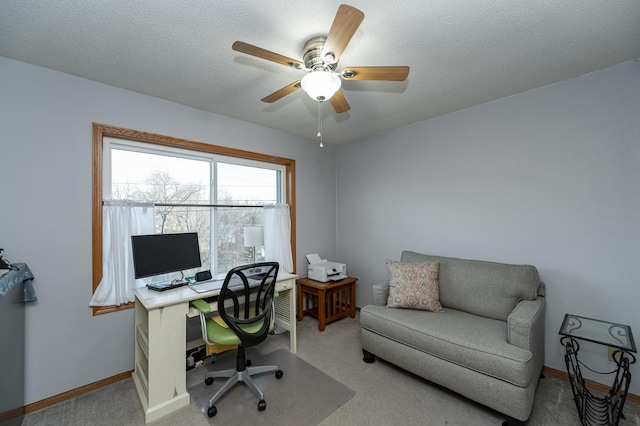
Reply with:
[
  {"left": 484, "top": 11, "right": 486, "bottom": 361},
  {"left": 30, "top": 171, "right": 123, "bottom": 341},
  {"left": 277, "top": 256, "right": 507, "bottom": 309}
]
[
  {"left": 386, "top": 260, "right": 443, "bottom": 312},
  {"left": 360, "top": 304, "right": 534, "bottom": 387},
  {"left": 400, "top": 251, "right": 539, "bottom": 321}
]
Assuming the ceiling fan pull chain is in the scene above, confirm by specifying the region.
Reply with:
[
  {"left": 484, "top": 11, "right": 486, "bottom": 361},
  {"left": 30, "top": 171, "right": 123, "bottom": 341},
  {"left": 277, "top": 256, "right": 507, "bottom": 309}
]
[{"left": 317, "top": 97, "right": 324, "bottom": 147}]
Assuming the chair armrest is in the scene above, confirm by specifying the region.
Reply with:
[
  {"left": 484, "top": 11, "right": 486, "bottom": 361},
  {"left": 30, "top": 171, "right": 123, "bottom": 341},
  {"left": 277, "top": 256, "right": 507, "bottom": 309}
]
[
  {"left": 373, "top": 281, "right": 390, "bottom": 306},
  {"left": 190, "top": 298, "right": 211, "bottom": 314},
  {"left": 507, "top": 295, "right": 545, "bottom": 370}
]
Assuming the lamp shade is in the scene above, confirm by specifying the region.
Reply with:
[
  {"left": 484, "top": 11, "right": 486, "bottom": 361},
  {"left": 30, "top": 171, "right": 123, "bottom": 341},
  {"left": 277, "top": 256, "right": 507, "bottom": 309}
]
[
  {"left": 243, "top": 226, "right": 264, "bottom": 247},
  {"left": 301, "top": 71, "right": 341, "bottom": 101}
]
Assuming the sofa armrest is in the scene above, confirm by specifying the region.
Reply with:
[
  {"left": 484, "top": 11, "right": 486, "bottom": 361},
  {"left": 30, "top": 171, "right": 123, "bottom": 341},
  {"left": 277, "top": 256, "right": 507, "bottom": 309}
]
[
  {"left": 507, "top": 294, "right": 545, "bottom": 371},
  {"left": 372, "top": 281, "right": 390, "bottom": 306}
]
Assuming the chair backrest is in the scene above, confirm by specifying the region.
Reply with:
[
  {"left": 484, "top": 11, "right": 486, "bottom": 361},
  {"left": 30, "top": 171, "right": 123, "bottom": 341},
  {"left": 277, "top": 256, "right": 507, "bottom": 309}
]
[{"left": 217, "top": 262, "right": 279, "bottom": 347}]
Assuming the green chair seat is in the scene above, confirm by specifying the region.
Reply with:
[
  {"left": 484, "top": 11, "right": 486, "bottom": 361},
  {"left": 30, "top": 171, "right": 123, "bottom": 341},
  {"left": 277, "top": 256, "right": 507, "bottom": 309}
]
[{"left": 205, "top": 316, "right": 274, "bottom": 346}]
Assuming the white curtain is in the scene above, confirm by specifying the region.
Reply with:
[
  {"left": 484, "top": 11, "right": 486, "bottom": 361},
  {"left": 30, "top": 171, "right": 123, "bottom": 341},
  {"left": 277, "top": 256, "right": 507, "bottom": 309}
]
[
  {"left": 263, "top": 204, "right": 294, "bottom": 273},
  {"left": 89, "top": 201, "right": 155, "bottom": 306}
]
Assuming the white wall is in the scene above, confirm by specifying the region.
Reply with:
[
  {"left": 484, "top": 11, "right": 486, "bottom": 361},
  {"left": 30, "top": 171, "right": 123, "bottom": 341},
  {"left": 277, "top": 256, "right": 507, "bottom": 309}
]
[
  {"left": 336, "top": 60, "right": 640, "bottom": 394},
  {"left": 0, "top": 56, "right": 338, "bottom": 404}
]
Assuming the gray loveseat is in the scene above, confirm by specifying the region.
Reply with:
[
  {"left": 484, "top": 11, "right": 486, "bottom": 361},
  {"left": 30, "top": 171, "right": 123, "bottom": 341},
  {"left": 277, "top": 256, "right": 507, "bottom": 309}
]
[{"left": 360, "top": 251, "right": 545, "bottom": 424}]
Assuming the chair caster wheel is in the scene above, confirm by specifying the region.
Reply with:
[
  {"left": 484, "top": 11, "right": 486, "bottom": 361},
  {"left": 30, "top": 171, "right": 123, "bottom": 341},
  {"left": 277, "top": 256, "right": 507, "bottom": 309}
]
[
  {"left": 258, "top": 399, "right": 266, "bottom": 411},
  {"left": 205, "top": 377, "right": 213, "bottom": 386},
  {"left": 207, "top": 406, "right": 217, "bottom": 417},
  {"left": 275, "top": 369, "right": 283, "bottom": 379},
  {"left": 246, "top": 359, "right": 252, "bottom": 366}
]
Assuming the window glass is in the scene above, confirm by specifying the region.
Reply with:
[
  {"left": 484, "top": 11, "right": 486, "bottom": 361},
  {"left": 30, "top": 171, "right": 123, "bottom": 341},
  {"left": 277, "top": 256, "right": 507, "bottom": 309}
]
[
  {"left": 110, "top": 148, "right": 210, "bottom": 204},
  {"left": 106, "top": 141, "right": 283, "bottom": 279},
  {"left": 217, "top": 162, "right": 278, "bottom": 205}
]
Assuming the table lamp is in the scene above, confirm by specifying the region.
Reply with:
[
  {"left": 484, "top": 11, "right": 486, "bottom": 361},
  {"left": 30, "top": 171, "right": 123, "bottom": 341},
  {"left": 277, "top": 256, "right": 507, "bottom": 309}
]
[
  {"left": 243, "top": 226, "right": 264, "bottom": 265},
  {"left": 244, "top": 225, "right": 284, "bottom": 334}
]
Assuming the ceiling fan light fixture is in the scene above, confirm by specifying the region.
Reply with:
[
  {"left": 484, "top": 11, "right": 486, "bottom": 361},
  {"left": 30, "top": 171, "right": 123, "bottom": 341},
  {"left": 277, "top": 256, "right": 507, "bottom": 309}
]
[{"left": 301, "top": 71, "right": 341, "bottom": 101}]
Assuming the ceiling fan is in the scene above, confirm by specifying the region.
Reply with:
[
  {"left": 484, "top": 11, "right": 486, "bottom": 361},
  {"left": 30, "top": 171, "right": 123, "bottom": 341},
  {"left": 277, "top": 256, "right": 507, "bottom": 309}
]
[{"left": 232, "top": 4, "right": 410, "bottom": 114}]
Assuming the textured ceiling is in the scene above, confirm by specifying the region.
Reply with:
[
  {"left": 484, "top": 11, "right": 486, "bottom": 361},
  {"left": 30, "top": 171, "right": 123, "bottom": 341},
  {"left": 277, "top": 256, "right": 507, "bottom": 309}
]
[{"left": 1, "top": 1, "right": 639, "bottom": 145}]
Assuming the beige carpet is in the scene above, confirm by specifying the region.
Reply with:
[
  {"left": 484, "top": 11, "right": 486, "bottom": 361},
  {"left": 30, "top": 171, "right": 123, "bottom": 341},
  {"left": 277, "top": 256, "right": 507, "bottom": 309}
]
[
  {"left": 187, "top": 348, "right": 355, "bottom": 425},
  {"left": 21, "top": 313, "right": 640, "bottom": 425}
]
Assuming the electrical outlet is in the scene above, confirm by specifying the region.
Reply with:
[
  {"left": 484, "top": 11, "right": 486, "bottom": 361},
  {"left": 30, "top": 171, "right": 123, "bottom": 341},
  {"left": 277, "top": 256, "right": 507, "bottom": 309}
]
[{"left": 608, "top": 347, "right": 621, "bottom": 363}]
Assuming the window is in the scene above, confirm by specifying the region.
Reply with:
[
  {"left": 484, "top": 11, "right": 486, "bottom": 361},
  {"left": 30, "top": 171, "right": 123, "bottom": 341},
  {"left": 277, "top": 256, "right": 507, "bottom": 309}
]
[
  {"left": 106, "top": 139, "right": 282, "bottom": 276},
  {"left": 92, "top": 124, "right": 296, "bottom": 315}
]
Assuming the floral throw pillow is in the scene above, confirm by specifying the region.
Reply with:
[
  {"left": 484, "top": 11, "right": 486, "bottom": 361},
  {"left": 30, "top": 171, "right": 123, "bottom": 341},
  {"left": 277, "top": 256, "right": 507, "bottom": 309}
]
[{"left": 386, "top": 260, "right": 443, "bottom": 312}]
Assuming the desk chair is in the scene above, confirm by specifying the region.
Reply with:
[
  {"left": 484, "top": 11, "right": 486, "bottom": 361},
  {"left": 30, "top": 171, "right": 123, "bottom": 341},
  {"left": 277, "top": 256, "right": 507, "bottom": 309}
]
[{"left": 190, "top": 262, "right": 282, "bottom": 418}]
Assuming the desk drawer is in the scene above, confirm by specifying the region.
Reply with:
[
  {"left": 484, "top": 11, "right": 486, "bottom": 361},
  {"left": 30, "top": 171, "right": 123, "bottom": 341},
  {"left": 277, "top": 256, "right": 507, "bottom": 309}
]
[{"left": 276, "top": 279, "right": 293, "bottom": 291}]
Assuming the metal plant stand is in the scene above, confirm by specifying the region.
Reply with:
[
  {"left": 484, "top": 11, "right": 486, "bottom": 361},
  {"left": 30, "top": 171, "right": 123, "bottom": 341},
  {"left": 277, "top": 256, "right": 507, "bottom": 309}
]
[{"left": 559, "top": 314, "right": 636, "bottom": 426}]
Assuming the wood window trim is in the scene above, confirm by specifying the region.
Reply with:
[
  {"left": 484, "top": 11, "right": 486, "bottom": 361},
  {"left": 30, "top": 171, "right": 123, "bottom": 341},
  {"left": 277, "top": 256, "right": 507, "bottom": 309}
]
[{"left": 92, "top": 123, "right": 297, "bottom": 316}]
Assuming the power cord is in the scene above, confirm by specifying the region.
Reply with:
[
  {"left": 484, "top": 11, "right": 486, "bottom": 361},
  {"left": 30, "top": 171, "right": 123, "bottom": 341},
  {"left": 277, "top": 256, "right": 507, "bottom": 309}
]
[{"left": 187, "top": 346, "right": 206, "bottom": 368}]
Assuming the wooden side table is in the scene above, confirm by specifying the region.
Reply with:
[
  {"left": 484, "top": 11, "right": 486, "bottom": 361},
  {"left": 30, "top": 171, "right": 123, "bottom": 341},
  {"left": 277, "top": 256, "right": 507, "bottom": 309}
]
[{"left": 296, "top": 276, "right": 358, "bottom": 331}]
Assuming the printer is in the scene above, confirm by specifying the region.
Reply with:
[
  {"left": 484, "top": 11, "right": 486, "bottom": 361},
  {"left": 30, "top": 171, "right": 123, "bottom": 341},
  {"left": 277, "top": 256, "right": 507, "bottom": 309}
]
[{"left": 306, "top": 253, "right": 347, "bottom": 282}]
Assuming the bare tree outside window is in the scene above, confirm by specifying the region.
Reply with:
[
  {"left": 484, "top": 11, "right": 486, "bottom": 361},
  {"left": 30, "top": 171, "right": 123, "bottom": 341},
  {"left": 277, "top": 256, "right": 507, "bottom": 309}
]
[{"left": 110, "top": 146, "right": 279, "bottom": 278}]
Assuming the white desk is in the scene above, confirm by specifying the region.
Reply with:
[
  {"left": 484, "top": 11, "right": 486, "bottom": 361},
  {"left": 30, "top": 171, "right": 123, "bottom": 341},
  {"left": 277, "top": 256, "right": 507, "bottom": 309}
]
[{"left": 132, "top": 272, "right": 297, "bottom": 424}]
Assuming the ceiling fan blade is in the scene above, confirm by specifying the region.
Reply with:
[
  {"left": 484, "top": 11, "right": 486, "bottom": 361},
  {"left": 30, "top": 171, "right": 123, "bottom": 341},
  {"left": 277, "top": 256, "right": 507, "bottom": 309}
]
[
  {"left": 329, "top": 90, "right": 350, "bottom": 114},
  {"left": 322, "top": 5, "right": 365, "bottom": 63},
  {"left": 261, "top": 81, "right": 302, "bottom": 103},
  {"left": 341, "top": 66, "right": 410, "bottom": 81},
  {"left": 232, "top": 41, "right": 304, "bottom": 69}
]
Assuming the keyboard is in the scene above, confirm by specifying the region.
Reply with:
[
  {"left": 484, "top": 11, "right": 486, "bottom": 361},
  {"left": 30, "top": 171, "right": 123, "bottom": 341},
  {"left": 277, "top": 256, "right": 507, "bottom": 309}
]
[
  {"left": 147, "top": 281, "right": 188, "bottom": 292},
  {"left": 188, "top": 279, "right": 224, "bottom": 293},
  {"left": 188, "top": 275, "right": 266, "bottom": 294},
  {"left": 247, "top": 273, "right": 267, "bottom": 280}
]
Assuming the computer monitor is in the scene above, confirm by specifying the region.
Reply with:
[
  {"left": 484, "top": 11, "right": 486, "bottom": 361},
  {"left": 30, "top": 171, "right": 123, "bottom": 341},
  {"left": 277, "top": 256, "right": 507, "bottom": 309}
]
[{"left": 131, "top": 232, "right": 202, "bottom": 279}]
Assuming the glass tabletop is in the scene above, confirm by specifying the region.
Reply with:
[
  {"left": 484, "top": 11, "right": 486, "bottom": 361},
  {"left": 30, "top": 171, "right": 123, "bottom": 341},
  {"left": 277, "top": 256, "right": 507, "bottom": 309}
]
[{"left": 559, "top": 314, "right": 636, "bottom": 352}]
